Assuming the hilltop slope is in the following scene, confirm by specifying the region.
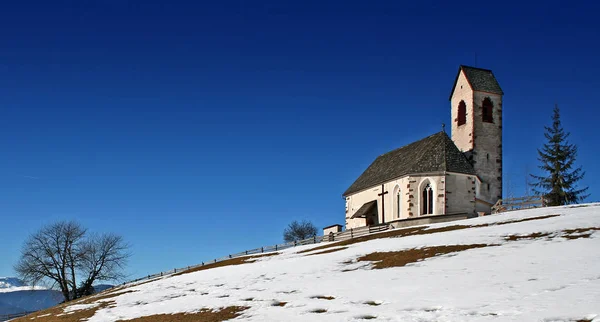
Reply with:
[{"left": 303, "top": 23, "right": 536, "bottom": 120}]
[{"left": 16, "top": 204, "right": 600, "bottom": 322}]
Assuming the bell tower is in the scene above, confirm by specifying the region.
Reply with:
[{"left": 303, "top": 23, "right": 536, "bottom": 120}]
[{"left": 450, "top": 65, "right": 503, "bottom": 212}]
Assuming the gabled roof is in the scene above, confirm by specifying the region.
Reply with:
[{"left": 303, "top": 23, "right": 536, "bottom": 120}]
[
  {"left": 343, "top": 132, "right": 475, "bottom": 197},
  {"left": 450, "top": 65, "right": 503, "bottom": 100}
]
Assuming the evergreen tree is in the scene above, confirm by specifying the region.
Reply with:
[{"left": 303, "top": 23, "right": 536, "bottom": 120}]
[{"left": 530, "top": 105, "right": 588, "bottom": 206}]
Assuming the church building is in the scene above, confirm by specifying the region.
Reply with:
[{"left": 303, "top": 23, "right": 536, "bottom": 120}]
[{"left": 344, "top": 66, "right": 503, "bottom": 229}]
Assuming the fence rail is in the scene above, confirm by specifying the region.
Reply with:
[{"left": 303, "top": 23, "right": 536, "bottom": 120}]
[
  {"left": 122, "top": 224, "right": 397, "bottom": 287},
  {"left": 492, "top": 196, "right": 546, "bottom": 214}
]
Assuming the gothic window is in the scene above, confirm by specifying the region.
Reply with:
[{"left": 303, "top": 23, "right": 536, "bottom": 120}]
[
  {"left": 422, "top": 183, "right": 434, "bottom": 215},
  {"left": 482, "top": 97, "right": 494, "bottom": 123},
  {"left": 396, "top": 190, "right": 401, "bottom": 219},
  {"left": 457, "top": 100, "right": 466, "bottom": 126}
]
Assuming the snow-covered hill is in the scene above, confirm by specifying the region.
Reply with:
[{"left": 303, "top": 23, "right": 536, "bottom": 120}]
[{"left": 16, "top": 204, "right": 600, "bottom": 322}]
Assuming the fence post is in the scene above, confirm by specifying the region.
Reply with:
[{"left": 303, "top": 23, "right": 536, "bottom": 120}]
[
  {"left": 313, "top": 236, "right": 316, "bottom": 243},
  {"left": 351, "top": 228, "right": 354, "bottom": 238},
  {"left": 275, "top": 244, "right": 278, "bottom": 251}
]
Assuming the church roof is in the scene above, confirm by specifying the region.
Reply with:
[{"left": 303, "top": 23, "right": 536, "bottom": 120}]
[
  {"left": 343, "top": 131, "right": 475, "bottom": 196},
  {"left": 450, "top": 65, "right": 503, "bottom": 99}
]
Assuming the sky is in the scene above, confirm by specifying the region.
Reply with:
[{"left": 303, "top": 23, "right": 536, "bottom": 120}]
[{"left": 1, "top": 0, "right": 599, "bottom": 280}]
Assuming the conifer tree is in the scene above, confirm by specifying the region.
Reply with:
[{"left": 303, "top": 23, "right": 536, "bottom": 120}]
[{"left": 530, "top": 105, "right": 588, "bottom": 206}]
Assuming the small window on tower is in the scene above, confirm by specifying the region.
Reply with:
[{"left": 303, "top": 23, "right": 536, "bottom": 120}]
[
  {"left": 457, "top": 101, "right": 466, "bottom": 126},
  {"left": 482, "top": 97, "right": 494, "bottom": 123}
]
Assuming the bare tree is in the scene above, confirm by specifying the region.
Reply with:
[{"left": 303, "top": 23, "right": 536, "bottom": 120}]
[
  {"left": 14, "top": 220, "right": 129, "bottom": 302},
  {"left": 77, "top": 233, "right": 129, "bottom": 296},
  {"left": 283, "top": 220, "right": 318, "bottom": 243}
]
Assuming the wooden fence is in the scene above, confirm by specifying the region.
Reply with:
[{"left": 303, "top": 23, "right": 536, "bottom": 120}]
[
  {"left": 122, "top": 224, "right": 393, "bottom": 286},
  {"left": 491, "top": 196, "right": 546, "bottom": 214},
  {"left": 3, "top": 223, "right": 394, "bottom": 320}
]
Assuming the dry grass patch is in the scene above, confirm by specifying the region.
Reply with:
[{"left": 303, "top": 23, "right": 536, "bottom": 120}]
[
  {"left": 310, "top": 295, "right": 335, "bottom": 300},
  {"left": 77, "top": 290, "right": 137, "bottom": 305},
  {"left": 14, "top": 301, "right": 116, "bottom": 322},
  {"left": 364, "top": 301, "right": 381, "bottom": 306},
  {"left": 562, "top": 227, "right": 600, "bottom": 240},
  {"left": 307, "top": 247, "right": 348, "bottom": 256},
  {"left": 298, "top": 226, "right": 427, "bottom": 254},
  {"left": 271, "top": 301, "right": 287, "bottom": 307},
  {"left": 357, "top": 315, "right": 377, "bottom": 320},
  {"left": 300, "top": 214, "right": 560, "bottom": 255},
  {"left": 172, "top": 253, "right": 278, "bottom": 277},
  {"left": 116, "top": 306, "right": 249, "bottom": 322},
  {"left": 505, "top": 226, "right": 600, "bottom": 242},
  {"left": 310, "top": 309, "right": 328, "bottom": 313},
  {"left": 355, "top": 244, "right": 493, "bottom": 269},
  {"left": 505, "top": 232, "right": 552, "bottom": 241}
]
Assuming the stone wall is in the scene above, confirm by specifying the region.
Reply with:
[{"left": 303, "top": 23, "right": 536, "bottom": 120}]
[
  {"left": 345, "top": 174, "right": 445, "bottom": 229},
  {"left": 444, "top": 172, "right": 477, "bottom": 216},
  {"left": 472, "top": 91, "right": 503, "bottom": 206},
  {"left": 451, "top": 70, "right": 474, "bottom": 152}
]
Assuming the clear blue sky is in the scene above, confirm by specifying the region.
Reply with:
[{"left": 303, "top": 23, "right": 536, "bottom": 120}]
[{"left": 1, "top": 1, "right": 598, "bottom": 280}]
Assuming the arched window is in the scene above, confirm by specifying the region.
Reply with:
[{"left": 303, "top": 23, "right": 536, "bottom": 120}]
[
  {"left": 396, "top": 190, "right": 402, "bottom": 219},
  {"left": 457, "top": 100, "right": 466, "bottom": 126},
  {"left": 482, "top": 97, "right": 493, "bottom": 123},
  {"left": 422, "top": 183, "right": 434, "bottom": 215}
]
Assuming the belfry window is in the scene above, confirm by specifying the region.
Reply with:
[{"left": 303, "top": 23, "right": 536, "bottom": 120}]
[
  {"left": 482, "top": 97, "right": 494, "bottom": 123},
  {"left": 457, "top": 100, "right": 466, "bottom": 126},
  {"left": 422, "top": 183, "right": 434, "bottom": 215}
]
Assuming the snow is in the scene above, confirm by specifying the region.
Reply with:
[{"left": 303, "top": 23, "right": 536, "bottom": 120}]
[{"left": 52, "top": 204, "right": 600, "bottom": 321}]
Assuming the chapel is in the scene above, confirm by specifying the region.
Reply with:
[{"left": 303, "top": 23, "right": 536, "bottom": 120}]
[{"left": 343, "top": 65, "right": 503, "bottom": 229}]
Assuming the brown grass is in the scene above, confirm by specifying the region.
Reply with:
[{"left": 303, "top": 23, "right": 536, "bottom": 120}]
[
  {"left": 310, "top": 295, "right": 335, "bottom": 300},
  {"left": 357, "top": 315, "right": 377, "bottom": 320},
  {"left": 299, "top": 214, "right": 560, "bottom": 255},
  {"left": 298, "top": 226, "right": 428, "bottom": 254},
  {"left": 505, "top": 226, "right": 600, "bottom": 241},
  {"left": 562, "top": 227, "right": 600, "bottom": 240},
  {"left": 77, "top": 290, "right": 137, "bottom": 304},
  {"left": 14, "top": 300, "right": 116, "bottom": 322},
  {"left": 505, "top": 232, "right": 552, "bottom": 241},
  {"left": 310, "top": 309, "right": 327, "bottom": 313},
  {"left": 271, "top": 301, "right": 287, "bottom": 307},
  {"left": 356, "top": 244, "right": 493, "bottom": 269},
  {"left": 364, "top": 301, "right": 381, "bottom": 306},
  {"left": 116, "top": 306, "right": 249, "bottom": 322},
  {"left": 306, "top": 247, "right": 348, "bottom": 256},
  {"left": 172, "top": 253, "right": 278, "bottom": 277}
]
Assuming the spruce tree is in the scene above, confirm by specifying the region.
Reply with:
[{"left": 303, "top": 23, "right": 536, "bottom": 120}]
[{"left": 530, "top": 105, "right": 588, "bottom": 206}]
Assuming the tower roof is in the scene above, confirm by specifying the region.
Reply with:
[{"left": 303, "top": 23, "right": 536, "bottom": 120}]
[
  {"left": 450, "top": 65, "right": 503, "bottom": 100},
  {"left": 343, "top": 132, "right": 475, "bottom": 197}
]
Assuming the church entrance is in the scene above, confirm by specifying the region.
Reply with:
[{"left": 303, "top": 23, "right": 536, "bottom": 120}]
[
  {"left": 366, "top": 212, "right": 379, "bottom": 226},
  {"left": 350, "top": 200, "right": 379, "bottom": 226}
]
